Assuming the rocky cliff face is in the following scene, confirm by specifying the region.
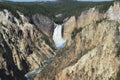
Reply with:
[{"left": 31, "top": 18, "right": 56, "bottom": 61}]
[
  {"left": 0, "top": 2, "right": 120, "bottom": 80},
  {"left": 31, "top": 14, "right": 54, "bottom": 38},
  {"left": 35, "top": 2, "right": 120, "bottom": 80},
  {"left": 0, "top": 9, "right": 56, "bottom": 80}
]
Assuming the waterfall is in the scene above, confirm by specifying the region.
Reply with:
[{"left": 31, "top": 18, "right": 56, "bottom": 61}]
[{"left": 53, "top": 24, "right": 66, "bottom": 49}]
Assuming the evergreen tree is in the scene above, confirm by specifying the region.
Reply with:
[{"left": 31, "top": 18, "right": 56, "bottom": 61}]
[
  {"left": 0, "top": 0, "right": 10, "bottom": 2},
  {"left": 57, "top": 0, "right": 76, "bottom": 2}
]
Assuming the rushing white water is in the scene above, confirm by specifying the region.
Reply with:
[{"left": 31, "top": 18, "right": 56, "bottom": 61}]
[
  {"left": 25, "top": 67, "right": 43, "bottom": 80},
  {"left": 25, "top": 58, "right": 53, "bottom": 80},
  {"left": 53, "top": 24, "right": 66, "bottom": 49}
]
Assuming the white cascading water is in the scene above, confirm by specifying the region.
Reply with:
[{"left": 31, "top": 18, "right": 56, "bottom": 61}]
[
  {"left": 53, "top": 24, "right": 66, "bottom": 49},
  {"left": 25, "top": 58, "right": 53, "bottom": 80}
]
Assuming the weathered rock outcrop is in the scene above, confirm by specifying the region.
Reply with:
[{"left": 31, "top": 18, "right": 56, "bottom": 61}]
[
  {"left": 31, "top": 14, "right": 54, "bottom": 37},
  {"left": 0, "top": 10, "right": 56, "bottom": 80},
  {"left": 77, "top": 7, "right": 103, "bottom": 29},
  {"left": 63, "top": 16, "right": 76, "bottom": 40},
  {"left": 106, "top": 2, "right": 120, "bottom": 21},
  {"left": 35, "top": 2, "right": 120, "bottom": 80}
]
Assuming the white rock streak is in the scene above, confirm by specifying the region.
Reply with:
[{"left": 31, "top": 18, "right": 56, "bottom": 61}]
[{"left": 53, "top": 24, "right": 66, "bottom": 49}]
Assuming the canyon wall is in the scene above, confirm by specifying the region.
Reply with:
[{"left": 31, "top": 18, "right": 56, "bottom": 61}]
[{"left": 0, "top": 2, "right": 120, "bottom": 80}]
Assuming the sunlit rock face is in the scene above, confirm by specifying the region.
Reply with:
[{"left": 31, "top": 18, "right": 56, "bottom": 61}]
[
  {"left": 77, "top": 7, "right": 103, "bottom": 29},
  {"left": 63, "top": 16, "right": 76, "bottom": 40},
  {"left": 53, "top": 24, "right": 66, "bottom": 49},
  {"left": 0, "top": 9, "right": 56, "bottom": 80},
  {"left": 107, "top": 2, "right": 120, "bottom": 20}
]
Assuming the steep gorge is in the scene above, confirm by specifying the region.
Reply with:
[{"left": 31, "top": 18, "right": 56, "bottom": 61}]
[
  {"left": 0, "top": 2, "right": 120, "bottom": 80},
  {"left": 35, "top": 2, "right": 120, "bottom": 80}
]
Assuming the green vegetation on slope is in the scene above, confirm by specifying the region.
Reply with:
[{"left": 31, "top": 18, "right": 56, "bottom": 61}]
[{"left": 0, "top": 1, "right": 114, "bottom": 23}]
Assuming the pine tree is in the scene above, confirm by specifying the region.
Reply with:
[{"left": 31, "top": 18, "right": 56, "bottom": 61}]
[
  {"left": 57, "top": 0, "right": 76, "bottom": 2},
  {"left": 0, "top": 0, "right": 10, "bottom": 2}
]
